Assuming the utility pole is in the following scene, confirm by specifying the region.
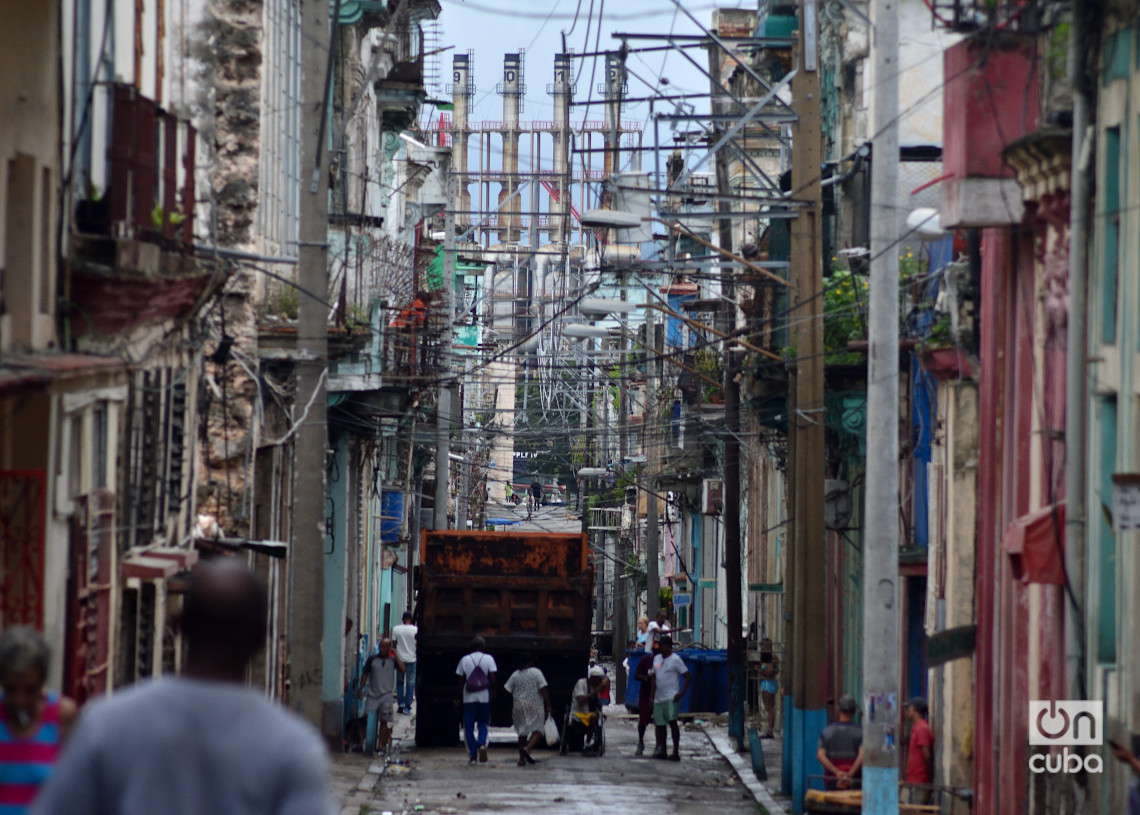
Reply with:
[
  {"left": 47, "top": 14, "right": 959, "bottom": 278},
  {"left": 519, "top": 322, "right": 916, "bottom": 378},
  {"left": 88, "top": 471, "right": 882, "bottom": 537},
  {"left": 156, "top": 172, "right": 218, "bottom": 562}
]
[
  {"left": 706, "top": 41, "right": 746, "bottom": 752},
  {"left": 434, "top": 168, "right": 457, "bottom": 530},
  {"left": 1063, "top": 0, "right": 1091, "bottom": 706},
  {"left": 458, "top": 382, "right": 470, "bottom": 530},
  {"left": 645, "top": 316, "right": 662, "bottom": 619},
  {"left": 293, "top": 0, "right": 332, "bottom": 735},
  {"left": 787, "top": 0, "right": 827, "bottom": 805},
  {"left": 863, "top": 0, "right": 900, "bottom": 807}
]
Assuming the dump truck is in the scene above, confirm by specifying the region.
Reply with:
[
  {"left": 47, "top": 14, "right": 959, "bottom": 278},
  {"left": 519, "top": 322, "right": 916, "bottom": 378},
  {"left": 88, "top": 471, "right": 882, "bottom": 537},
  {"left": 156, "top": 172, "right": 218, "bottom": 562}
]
[{"left": 414, "top": 529, "right": 593, "bottom": 747}]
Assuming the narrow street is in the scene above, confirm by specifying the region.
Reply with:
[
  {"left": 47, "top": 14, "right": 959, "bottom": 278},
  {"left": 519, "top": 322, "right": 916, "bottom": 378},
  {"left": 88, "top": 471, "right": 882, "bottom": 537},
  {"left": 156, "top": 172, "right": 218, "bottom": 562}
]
[
  {"left": 8, "top": 0, "right": 1136, "bottom": 811},
  {"left": 494, "top": 501, "right": 582, "bottom": 534},
  {"left": 332, "top": 713, "right": 781, "bottom": 815}
]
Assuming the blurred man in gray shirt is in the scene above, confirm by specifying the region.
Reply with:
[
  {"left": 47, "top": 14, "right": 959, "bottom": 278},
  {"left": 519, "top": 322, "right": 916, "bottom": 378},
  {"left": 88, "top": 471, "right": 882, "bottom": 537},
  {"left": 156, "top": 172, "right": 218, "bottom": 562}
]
[{"left": 33, "top": 560, "right": 335, "bottom": 815}]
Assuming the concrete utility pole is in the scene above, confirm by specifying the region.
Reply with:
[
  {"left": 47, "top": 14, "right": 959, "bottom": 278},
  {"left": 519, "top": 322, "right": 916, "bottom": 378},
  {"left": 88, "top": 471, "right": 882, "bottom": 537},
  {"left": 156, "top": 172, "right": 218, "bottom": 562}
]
[
  {"left": 1063, "top": 0, "right": 1091, "bottom": 702},
  {"left": 434, "top": 169, "right": 457, "bottom": 529},
  {"left": 786, "top": 0, "right": 827, "bottom": 804},
  {"left": 863, "top": 0, "right": 900, "bottom": 808},
  {"left": 1063, "top": 0, "right": 1092, "bottom": 807},
  {"left": 645, "top": 316, "right": 662, "bottom": 619},
  {"left": 292, "top": 0, "right": 332, "bottom": 735}
]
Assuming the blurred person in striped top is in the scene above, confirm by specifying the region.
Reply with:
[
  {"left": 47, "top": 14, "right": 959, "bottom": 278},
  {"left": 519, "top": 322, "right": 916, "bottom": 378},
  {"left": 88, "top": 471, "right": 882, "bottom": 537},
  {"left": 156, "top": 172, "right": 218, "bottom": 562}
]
[{"left": 0, "top": 627, "right": 76, "bottom": 814}]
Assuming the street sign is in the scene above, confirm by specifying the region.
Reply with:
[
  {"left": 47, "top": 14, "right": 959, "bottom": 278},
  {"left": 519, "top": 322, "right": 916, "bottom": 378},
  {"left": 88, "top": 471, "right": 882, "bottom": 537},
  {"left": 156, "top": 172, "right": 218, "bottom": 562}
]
[{"left": 673, "top": 593, "right": 691, "bottom": 607}]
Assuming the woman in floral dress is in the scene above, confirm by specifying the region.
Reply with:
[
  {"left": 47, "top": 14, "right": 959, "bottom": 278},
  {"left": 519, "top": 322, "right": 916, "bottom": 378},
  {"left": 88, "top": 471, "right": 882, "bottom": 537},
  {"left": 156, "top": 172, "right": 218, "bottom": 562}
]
[{"left": 503, "top": 653, "right": 551, "bottom": 765}]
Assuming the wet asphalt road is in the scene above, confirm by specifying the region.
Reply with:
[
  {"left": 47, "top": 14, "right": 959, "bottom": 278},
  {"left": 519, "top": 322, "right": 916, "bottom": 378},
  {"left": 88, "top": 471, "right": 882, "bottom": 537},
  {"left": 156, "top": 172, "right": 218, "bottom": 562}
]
[{"left": 365, "top": 716, "right": 762, "bottom": 815}]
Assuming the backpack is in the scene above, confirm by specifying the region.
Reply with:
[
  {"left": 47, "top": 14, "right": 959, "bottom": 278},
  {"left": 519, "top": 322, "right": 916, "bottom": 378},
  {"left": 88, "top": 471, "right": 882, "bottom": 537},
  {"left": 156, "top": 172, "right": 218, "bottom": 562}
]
[{"left": 465, "top": 654, "right": 491, "bottom": 693}]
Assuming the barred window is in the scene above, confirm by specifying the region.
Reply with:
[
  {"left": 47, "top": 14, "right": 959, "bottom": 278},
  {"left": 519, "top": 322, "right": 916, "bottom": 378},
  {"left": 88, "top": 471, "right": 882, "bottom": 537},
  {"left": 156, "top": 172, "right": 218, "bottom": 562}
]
[{"left": 258, "top": 0, "right": 302, "bottom": 257}]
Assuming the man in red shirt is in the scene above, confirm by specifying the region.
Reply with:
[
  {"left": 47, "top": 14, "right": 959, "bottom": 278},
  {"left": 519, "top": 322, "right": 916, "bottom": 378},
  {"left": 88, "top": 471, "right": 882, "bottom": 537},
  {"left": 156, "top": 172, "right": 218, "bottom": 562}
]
[{"left": 904, "top": 697, "right": 934, "bottom": 804}]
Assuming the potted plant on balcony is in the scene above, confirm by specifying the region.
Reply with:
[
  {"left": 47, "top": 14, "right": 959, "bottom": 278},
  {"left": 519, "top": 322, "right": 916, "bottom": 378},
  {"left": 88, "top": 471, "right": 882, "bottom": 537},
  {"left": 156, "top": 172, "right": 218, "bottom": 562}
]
[{"left": 918, "top": 314, "right": 973, "bottom": 380}]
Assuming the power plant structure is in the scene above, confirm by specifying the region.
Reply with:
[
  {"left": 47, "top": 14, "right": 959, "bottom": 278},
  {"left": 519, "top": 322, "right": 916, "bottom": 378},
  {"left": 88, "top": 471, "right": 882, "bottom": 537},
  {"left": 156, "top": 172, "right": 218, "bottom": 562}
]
[
  {"left": 428, "top": 50, "right": 642, "bottom": 250},
  {"left": 424, "top": 50, "right": 645, "bottom": 508}
]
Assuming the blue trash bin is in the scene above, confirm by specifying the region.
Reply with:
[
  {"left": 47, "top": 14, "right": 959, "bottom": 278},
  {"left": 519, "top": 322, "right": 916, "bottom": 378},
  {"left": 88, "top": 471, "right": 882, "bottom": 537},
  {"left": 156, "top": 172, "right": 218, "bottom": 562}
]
[
  {"left": 677, "top": 649, "right": 728, "bottom": 714},
  {"left": 625, "top": 648, "right": 729, "bottom": 714}
]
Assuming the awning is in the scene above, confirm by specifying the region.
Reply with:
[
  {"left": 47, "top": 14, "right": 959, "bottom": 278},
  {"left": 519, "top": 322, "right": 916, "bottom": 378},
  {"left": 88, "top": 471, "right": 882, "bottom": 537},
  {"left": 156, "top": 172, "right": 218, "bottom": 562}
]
[
  {"left": 1001, "top": 503, "right": 1065, "bottom": 585},
  {"left": 0, "top": 352, "right": 125, "bottom": 398},
  {"left": 145, "top": 547, "right": 199, "bottom": 570},
  {"left": 121, "top": 555, "right": 179, "bottom": 581},
  {"left": 193, "top": 537, "right": 288, "bottom": 559}
]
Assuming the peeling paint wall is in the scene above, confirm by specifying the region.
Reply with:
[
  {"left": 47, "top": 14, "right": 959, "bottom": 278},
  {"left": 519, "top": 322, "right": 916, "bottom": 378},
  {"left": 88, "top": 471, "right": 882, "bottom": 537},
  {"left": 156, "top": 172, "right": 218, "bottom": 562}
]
[
  {"left": 193, "top": 0, "right": 265, "bottom": 535},
  {"left": 194, "top": 0, "right": 300, "bottom": 537},
  {"left": 207, "top": 0, "right": 264, "bottom": 249}
]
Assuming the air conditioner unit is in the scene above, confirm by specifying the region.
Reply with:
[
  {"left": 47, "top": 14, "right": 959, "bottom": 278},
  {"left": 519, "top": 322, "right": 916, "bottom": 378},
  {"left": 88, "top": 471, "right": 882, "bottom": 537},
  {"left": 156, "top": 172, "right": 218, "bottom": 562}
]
[{"left": 702, "top": 478, "right": 724, "bottom": 515}]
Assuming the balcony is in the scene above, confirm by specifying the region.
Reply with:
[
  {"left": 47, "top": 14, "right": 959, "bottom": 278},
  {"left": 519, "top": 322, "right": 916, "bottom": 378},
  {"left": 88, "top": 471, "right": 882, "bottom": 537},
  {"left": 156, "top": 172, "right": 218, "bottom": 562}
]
[
  {"left": 74, "top": 83, "right": 197, "bottom": 249},
  {"left": 940, "top": 34, "right": 1039, "bottom": 228},
  {"left": 67, "top": 83, "right": 210, "bottom": 342}
]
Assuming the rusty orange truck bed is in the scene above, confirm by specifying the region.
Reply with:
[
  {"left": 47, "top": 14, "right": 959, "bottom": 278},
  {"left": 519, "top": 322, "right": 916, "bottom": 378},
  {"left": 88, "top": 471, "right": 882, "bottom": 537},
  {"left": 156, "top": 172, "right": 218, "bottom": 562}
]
[{"left": 414, "top": 530, "right": 593, "bottom": 747}]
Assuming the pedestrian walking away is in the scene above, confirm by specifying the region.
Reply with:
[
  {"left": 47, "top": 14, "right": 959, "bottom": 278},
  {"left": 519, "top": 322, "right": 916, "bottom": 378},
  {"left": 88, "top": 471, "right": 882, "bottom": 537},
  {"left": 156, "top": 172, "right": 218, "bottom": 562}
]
[
  {"left": 391, "top": 612, "right": 418, "bottom": 714},
  {"left": 903, "top": 697, "right": 934, "bottom": 804},
  {"left": 502, "top": 652, "right": 550, "bottom": 766},
  {"left": 456, "top": 637, "right": 497, "bottom": 764},
  {"left": 817, "top": 694, "right": 864, "bottom": 790},
  {"left": 32, "top": 559, "right": 336, "bottom": 815},
  {"left": 0, "top": 627, "right": 77, "bottom": 815},
  {"left": 650, "top": 635, "right": 691, "bottom": 761},
  {"left": 358, "top": 637, "right": 403, "bottom": 756}
]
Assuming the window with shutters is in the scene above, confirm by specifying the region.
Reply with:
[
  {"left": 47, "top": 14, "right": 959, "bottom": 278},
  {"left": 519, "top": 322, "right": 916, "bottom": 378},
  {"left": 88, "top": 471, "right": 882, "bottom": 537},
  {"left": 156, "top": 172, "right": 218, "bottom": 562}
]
[{"left": 123, "top": 369, "right": 189, "bottom": 549}]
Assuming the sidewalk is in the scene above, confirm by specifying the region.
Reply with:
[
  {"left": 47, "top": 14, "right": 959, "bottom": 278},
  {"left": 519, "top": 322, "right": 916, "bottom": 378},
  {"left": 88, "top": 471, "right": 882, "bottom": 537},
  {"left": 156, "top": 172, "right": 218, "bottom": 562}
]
[
  {"left": 328, "top": 708, "right": 417, "bottom": 815},
  {"left": 701, "top": 722, "right": 792, "bottom": 814}
]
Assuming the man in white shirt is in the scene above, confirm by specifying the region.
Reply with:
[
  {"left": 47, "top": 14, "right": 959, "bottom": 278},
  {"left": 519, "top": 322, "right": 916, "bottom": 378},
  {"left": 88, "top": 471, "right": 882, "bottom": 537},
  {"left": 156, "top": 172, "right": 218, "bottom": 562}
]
[
  {"left": 391, "top": 612, "right": 417, "bottom": 714},
  {"left": 32, "top": 560, "right": 336, "bottom": 815},
  {"left": 456, "top": 637, "right": 497, "bottom": 764},
  {"left": 644, "top": 609, "right": 672, "bottom": 653},
  {"left": 650, "top": 635, "right": 691, "bottom": 761}
]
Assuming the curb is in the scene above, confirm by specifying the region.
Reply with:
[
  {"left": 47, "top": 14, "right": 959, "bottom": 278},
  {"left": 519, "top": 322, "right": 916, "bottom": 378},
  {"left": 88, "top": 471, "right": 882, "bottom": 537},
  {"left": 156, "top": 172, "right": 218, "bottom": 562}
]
[{"left": 701, "top": 726, "right": 790, "bottom": 814}]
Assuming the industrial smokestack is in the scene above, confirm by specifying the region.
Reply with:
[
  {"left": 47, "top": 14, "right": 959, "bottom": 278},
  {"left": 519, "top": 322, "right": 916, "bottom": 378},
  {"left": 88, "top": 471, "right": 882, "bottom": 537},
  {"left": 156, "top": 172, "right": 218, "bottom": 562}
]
[
  {"left": 602, "top": 51, "right": 626, "bottom": 179},
  {"left": 548, "top": 53, "right": 573, "bottom": 243},
  {"left": 450, "top": 52, "right": 474, "bottom": 227},
  {"left": 497, "top": 51, "right": 525, "bottom": 244}
]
